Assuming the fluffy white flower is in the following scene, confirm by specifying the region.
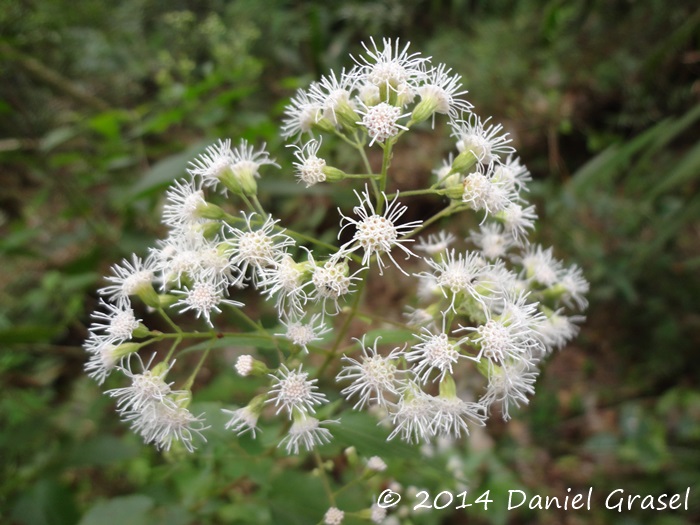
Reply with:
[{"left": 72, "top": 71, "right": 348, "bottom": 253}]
[
  {"left": 480, "top": 359, "right": 539, "bottom": 421},
  {"left": 267, "top": 365, "right": 328, "bottom": 417},
  {"left": 452, "top": 114, "right": 515, "bottom": 166},
  {"left": 324, "top": 507, "right": 345, "bottom": 525},
  {"left": 337, "top": 337, "right": 404, "bottom": 409},
  {"left": 406, "top": 316, "right": 463, "bottom": 383},
  {"left": 366, "top": 456, "right": 387, "bottom": 472},
  {"left": 162, "top": 178, "right": 208, "bottom": 227},
  {"left": 281, "top": 87, "right": 324, "bottom": 140},
  {"left": 258, "top": 252, "right": 309, "bottom": 316},
  {"left": 338, "top": 188, "right": 422, "bottom": 275},
  {"left": 468, "top": 223, "right": 515, "bottom": 260},
  {"left": 416, "top": 63, "right": 472, "bottom": 123},
  {"left": 499, "top": 202, "right": 537, "bottom": 242},
  {"left": 387, "top": 384, "right": 435, "bottom": 443},
  {"left": 415, "top": 231, "right": 456, "bottom": 256},
  {"left": 290, "top": 137, "right": 327, "bottom": 187},
  {"left": 308, "top": 69, "right": 358, "bottom": 127},
  {"left": 106, "top": 357, "right": 176, "bottom": 414},
  {"left": 430, "top": 396, "right": 485, "bottom": 439},
  {"left": 279, "top": 414, "right": 337, "bottom": 455},
  {"left": 416, "top": 249, "right": 492, "bottom": 313},
  {"left": 125, "top": 395, "right": 207, "bottom": 453},
  {"left": 458, "top": 299, "right": 544, "bottom": 364},
  {"left": 173, "top": 277, "right": 243, "bottom": 327},
  {"left": 352, "top": 37, "right": 428, "bottom": 105},
  {"left": 357, "top": 102, "right": 410, "bottom": 146},
  {"left": 89, "top": 300, "right": 141, "bottom": 341},
  {"left": 222, "top": 405, "right": 261, "bottom": 437},
  {"left": 187, "top": 139, "right": 234, "bottom": 190},
  {"left": 278, "top": 313, "right": 330, "bottom": 352},
  {"left": 224, "top": 212, "right": 295, "bottom": 284},
  {"left": 99, "top": 254, "right": 156, "bottom": 307},
  {"left": 309, "top": 255, "right": 361, "bottom": 315},
  {"left": 518, "top": 245, "right": 562, "bottom": 287}
]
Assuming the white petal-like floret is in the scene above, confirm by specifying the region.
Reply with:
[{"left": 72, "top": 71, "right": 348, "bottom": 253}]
[
  {"left": 338, "top": 187, "right": 422, "bottom": 275},
  {"left": 267, "top": 365, "right": 328, "bottom": 417}
]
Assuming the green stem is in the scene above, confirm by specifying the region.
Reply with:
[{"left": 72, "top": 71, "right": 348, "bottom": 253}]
[
  {"left": 164, "top": 336, "right": 182, "bottom": 363},
  {"left": 406, "top": 202, "right": 466, "bottom": 239},
  {"left": 315, "top": 272, "right": 368, "bottom": 379},
  {"left": 394, "top": 188, "right": 443, "bottom": 198},
  {"left": 343, "top": 173, "right": 381, "bottom": 179},
  {"left": 157, "top": 308, "right": 182, "bottom": 334},
  {"left": 250, "top": 195, "right": 267, "bottom": 216},
  {"left": 239, "top": 193, "right": 258, "bottom": 214},
  {"left": 182, "top": 342, "right": 213, "bottom": 391},
  {"left": 377, "top": 140, "right": 394, "bottom": 214},
  {"left": 314, "top": 450, "right": 336, "bottom": 506}
]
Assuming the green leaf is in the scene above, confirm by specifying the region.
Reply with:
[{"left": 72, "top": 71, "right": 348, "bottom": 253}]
[
  {"left": 332, "top": 411, "right": 416, "bottom": 458},
  {"left": 78, "top": 495, "right": 154, "bottom": 525},
  {"left": 128, "top": 141, "right": 210, "bottom": 199},
  {"left": 11, "top": 479, "right": 79, "bottom": 525}
]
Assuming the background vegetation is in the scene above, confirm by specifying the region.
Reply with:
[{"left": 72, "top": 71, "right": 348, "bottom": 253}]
[{"left": 1, "top": 1, "right": 699, "bottom": 524}]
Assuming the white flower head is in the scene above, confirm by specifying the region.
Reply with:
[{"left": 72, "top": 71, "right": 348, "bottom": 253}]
[
  {"left": 417, "top": 249, "right": 492, "bottom": 313},
  {"left": 366, "top": 456, "right": 387, "bottom": 472},
  {"left": 281, "top": 87, "right": 324, "bottom": 140},
  {"left": 162, "top": 178, "right": 208, "bottom": 227},
  {"left": 416, "top": 63, "right": 472, "bottom": 123},
  {"left": 406, "top": 315, "right": 463, "bottom": 383},
  {"left": 371, "top": 503, "right": 387, "bottom": 524},
  {"left": 258, "top": 251, "right": 310, "bottom": 316},
  {"left": 452, "top": 114, "right": 515, "bottom": 166},
  {"left": 187, "top": 139, "right": 234, "bottom": 190},
  {"left": 559, "top": 264, "right": 589, "bottom": 310},
  {"left": 84, "top": 334, "right": 131, "bottom": 385},
  {"left": 290, "top": 137, "right": 327, "bottom": 187},
  {"left": 99, "top": 254, "right": 156, "bottom": 307},
  {"left": 224, "top": 212, "right": 295, "bottom": 284},
  {"left": 338, "top": 187, "right": 422, "bottom": 275},
  {"left": 309, "top": 255, "right": 362, "bottom": 315},
  {"left": 230, "top": 139, "right": 279, "bottom": 184},
  {"left": 126, "top": 396, "right": 208, "bottom": 453},
  {"left": 415, "top": 231, "right": 457, "bottom": 256},
  {"left": 337, "top": 337, "right": 405, "bottom": 409},
  {"left": 499, "top": 202, "right": 537, "bottom": 243},
  {"left": 480, "top": 359, "right": 540, "bottom": 421},
  {"left": 309, "top": 69, "right": 358, "bottom": 128},
  {"left": 173, "top": 277, "right": 243, "bottom": 327},
  {"left": 518, "top": 245, "right": 562, "bottom": 287},
  {"left": 352, "top": 37, "right": 428, "bottom": 105},
  {"left": 279, "top": 414, "right": 337, "bottom": 455},
  {"left": 536, "top": 311, "right": 584, "bottom": 352},
  {"left": 324, "top": 507, "right": 345, "bottom": 525},
  {"left": 267, "top": 365, "right": 328, "bottom": 417},
  {"left": 468, "top": 222, "right": 515, "bottom": 260},
  {"left": 222, "top": 405, "right": 261, "bottom": 438},
  {"left": 387, "top": 384, "right": 435, "bottom": 444},
  {"left": 357, "top": 102, "right": 410, "bottom": 146},
  {"left": 457, "top": 298, "right": 544, "bottom": 364},
  {"left": 235, "top": 354, "right": 254, "bottom": 376},
  {"left": 106, "top": 356, "right": 176, "bottom": 414},
  {"left": 89, "top": 300, "right": 141, "bottom": 341},
  {"left": 430, "top": 397, "right": 486, "bottom": 439},
  {"left": 462, "top": 167, "right": 513, "bottom": 217},
  {"left": 278, "top": 313, "right": 331, "bottom": 352},
  {"left": 491, "top": 155, "right": 532, "bottom": 193}
]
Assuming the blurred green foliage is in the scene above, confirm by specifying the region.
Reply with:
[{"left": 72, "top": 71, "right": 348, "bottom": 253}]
[{"left": 1, "top": 0, "right": 699, "bottom": 524}]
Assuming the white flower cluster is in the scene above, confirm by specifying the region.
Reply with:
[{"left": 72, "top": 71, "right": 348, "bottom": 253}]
[{"left": 84, "top": 37, "right": 587, "bottom": 459}]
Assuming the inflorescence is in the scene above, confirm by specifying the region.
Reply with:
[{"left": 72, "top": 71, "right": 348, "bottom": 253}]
[{"left": 85, "top": 36, "right": 587, "bottom": 467}]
